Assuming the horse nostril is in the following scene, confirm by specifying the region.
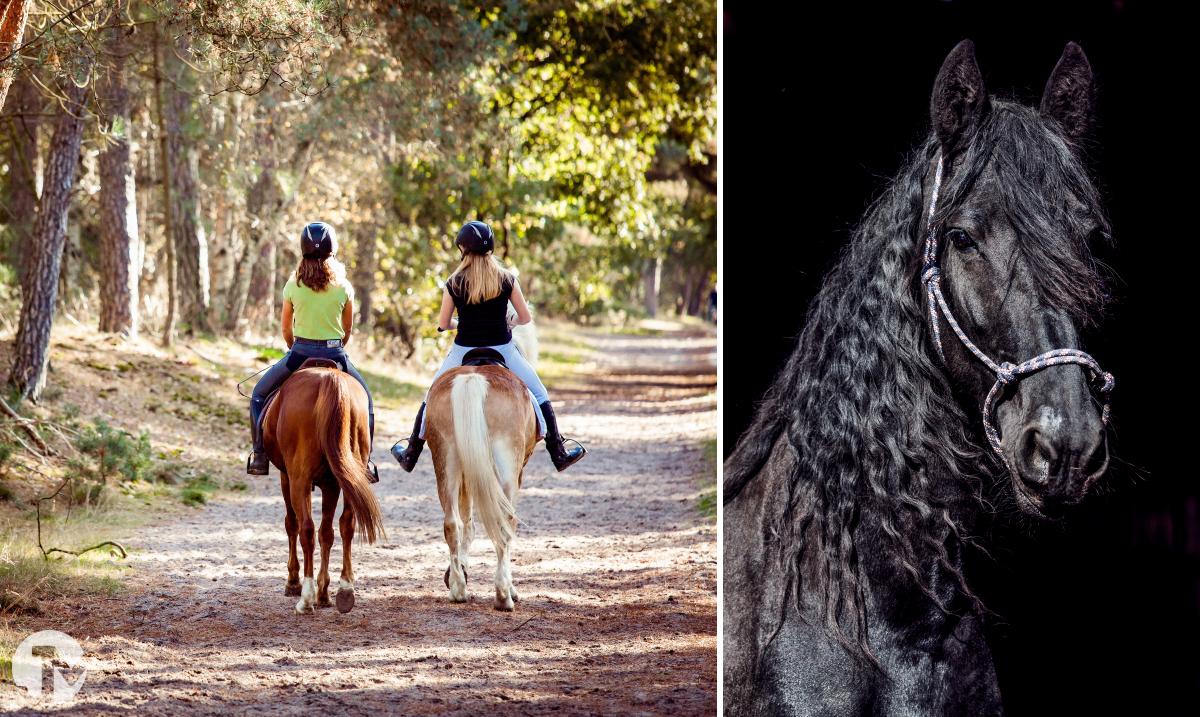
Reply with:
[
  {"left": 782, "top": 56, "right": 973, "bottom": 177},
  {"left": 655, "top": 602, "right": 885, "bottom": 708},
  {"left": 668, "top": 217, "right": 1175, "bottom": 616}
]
[
  {"left": 1017, "top": 425, "right": 1057, "bottom": 486},
  {"left": 1078, "top": 431, "right": 1108, "bottom": 477}
]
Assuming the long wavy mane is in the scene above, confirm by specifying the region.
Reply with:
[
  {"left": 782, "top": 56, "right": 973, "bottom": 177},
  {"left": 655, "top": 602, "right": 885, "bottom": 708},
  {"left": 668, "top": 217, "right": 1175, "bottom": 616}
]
[{"left": 724, "top": 101, "right": 1109, "bottom": 666}]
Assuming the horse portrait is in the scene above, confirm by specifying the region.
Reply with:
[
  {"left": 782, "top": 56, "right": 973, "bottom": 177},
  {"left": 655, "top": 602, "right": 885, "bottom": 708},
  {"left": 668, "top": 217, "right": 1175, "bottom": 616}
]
[
  {"left": 263, "top": 358, "right": 386, "bottom": 614},
  {"left": 723, "top": 40, "right": 1116, "bottom": 714}
]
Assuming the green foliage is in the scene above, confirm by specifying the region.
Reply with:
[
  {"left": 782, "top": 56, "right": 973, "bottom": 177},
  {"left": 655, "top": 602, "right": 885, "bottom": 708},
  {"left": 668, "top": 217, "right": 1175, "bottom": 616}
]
[
  {"left": 360, "top": 0, "right": 717, "bottom": 336},
  {"left": 71, "top": 420, "right": 153, "bottom": 485},
  {"left": 149, "top": 0, "right": 350, "bottom": 96},
  {"left": 12, "top": 0, "right": 716, "bottom": 355},
  {"left": 181, "top": 474, "right": 219, "bottom": 507}
]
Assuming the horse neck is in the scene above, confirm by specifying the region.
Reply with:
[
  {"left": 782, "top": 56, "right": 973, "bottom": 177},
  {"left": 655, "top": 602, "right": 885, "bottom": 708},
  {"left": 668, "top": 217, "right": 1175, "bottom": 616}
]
[{"left": 856, "top": 463, "right": 983, "bottom": 630}]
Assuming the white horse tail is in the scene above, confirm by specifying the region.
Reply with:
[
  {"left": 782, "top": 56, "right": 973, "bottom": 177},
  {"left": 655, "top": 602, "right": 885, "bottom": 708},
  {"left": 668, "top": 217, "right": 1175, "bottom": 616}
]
[{"left": 451, "top": 373, "right": 516, "bottom": 548}]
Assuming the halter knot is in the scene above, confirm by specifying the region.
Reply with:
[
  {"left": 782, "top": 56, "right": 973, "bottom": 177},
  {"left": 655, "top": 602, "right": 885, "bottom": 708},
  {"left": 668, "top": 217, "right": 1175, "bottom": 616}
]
[
  {"left": 1098, "top": 371, "right": 1115, "bottom": 394},
  {"left": 995, "top": 362, "right": 1018, "bottom": 387},
  {"left": 921, "top": 266, "right": 940, "bottom": 285}
]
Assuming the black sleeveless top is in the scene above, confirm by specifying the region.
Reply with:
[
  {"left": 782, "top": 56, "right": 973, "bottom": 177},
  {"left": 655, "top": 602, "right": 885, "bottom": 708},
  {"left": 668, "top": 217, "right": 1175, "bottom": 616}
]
[{"left": 448, "top": 274, "right": 513, "bottom": 347}]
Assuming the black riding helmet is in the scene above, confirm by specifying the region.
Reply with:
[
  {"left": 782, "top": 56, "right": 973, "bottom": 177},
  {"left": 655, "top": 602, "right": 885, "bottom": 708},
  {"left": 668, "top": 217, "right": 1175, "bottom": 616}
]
[
  {"left": 301, "top": 221, "right": 337, "bottom": 259},
  {"left": 455, "top": 220, "right": 495, "bottom": 255}
]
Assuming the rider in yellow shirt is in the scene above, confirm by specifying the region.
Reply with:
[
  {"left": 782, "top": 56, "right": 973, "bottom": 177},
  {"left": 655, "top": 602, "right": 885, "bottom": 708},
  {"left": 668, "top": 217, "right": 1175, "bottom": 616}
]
[{"left": 246, "top": 222, "right": 377, "bottom": 479}]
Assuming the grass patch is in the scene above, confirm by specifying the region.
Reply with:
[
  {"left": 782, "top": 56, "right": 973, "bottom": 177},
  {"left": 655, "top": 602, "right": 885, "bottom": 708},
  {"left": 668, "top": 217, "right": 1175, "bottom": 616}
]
[
  {"left": 0, "top": 508, "right": 131, "bottom": 648},
  {"left": 539, "top": 350, "right": 585, "bottom": 365},
  {"left": 696, "top": 437, "right": 717, "bottom": 520},
  {"left": 359, "top": 368, "right": 424, "bottom": 410},
  {"left": 536, "top": 328, "right": 593, "bottom": 351},
  {"left": 180, "top": 473, "right": 219, "bottom": 507}
]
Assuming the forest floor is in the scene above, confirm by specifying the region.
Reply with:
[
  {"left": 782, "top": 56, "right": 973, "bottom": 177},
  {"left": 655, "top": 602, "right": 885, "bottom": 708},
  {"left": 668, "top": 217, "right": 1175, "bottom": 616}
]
[{"left": 0, "top": 319, "right": 716, "bottom": 714}]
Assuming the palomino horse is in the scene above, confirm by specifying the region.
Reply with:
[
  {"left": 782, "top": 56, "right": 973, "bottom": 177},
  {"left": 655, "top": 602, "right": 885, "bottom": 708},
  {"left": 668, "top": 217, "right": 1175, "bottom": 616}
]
[
  {"left": 426, "top": 323, "right": 539, "bottom": 611},
  {"left": 263, "top": 359, "right": 385, "bottom": 614}
]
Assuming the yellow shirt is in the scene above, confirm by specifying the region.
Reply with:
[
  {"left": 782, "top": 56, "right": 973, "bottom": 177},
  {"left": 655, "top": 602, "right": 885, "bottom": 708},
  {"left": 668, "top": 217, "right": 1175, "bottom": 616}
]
[{"left": 283, "top": 277, "right": 351, "bottom": 341}]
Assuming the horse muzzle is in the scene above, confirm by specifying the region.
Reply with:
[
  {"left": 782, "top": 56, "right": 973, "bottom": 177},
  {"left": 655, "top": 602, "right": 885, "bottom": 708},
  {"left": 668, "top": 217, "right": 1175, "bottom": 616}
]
[{"left": 1004, "top": 404, "right": 1109, "bottom": 515}]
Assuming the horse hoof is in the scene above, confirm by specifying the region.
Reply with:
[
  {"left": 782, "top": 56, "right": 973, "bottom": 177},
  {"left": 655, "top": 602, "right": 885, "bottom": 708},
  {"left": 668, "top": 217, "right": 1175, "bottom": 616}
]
[
  {"left": 511, "top": 588, "right": 520, "bottom": 604},
  {"left": 493, "top": 596, "right": 515, "bottom": 612},
  {"left": 295, "top": 602, "right": 314, "bottom": 614},
  {"left": 336, "top": 588, "right": 355, "bottom": 613},
  {"left": 318, "top": 595, "right": 332, "bottom": 608},
  {"left": 284, "top": 583, "right": 301, "bottom": 597}
]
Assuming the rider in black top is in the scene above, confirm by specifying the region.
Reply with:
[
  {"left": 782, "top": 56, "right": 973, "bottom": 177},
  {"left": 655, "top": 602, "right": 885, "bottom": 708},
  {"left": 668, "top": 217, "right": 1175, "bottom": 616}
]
[
  {"left": 448, "top": 272, "right": 514, "bottom": 347},
  {"left": 390, "top": 220, "right": 587, "bottom": 473}
]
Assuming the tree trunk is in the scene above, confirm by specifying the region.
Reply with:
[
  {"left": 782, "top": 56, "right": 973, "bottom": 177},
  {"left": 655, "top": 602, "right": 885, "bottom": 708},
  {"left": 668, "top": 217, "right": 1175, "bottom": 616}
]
[
  {"left": 355, "top": 230, "right": 375, "bottom": 327},
  {"left": 0, "top": 0, "right": 30, "bottom": 113},
  {"left": 161, "top": 35, "right": 209, "bottom": 334},
  {"left": 6, "top": 69, "right": 37, "bottom": 284},
  {"left": 225, "top": 162, "right": 278, "bottom": 332},
  {"left": 207, "top": 92, "right": 243, "bottom": 323},
  {"left": 98, "top": 22, "right": 139, "bottom": 336},
  {"left": 643, "top": 256, "right": 661, "bottom": 317},
  {"left": 8, "top": 77, "right": 88, "bottom": 400},
  {"left": 685, "top": 267, "right": 708, "bottom": 316},
  {"left": 154, "top": 29, "right": 176, "bottom": 346}
]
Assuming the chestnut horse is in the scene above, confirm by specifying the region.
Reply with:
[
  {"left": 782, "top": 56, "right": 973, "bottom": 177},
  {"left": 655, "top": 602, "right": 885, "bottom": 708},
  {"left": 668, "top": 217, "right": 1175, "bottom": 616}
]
[
  {"left": 426, "top": 344, "right": 539, "bottom": 611},
  {"left": 263, "top": 360, "right": 385, "bottom": 614}
]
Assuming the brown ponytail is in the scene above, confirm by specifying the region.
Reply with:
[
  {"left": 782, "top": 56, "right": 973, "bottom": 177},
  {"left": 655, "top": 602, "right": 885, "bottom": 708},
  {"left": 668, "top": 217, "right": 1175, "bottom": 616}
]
[{"left": 295, "top": 256, "right": 347, "bottom": 292}]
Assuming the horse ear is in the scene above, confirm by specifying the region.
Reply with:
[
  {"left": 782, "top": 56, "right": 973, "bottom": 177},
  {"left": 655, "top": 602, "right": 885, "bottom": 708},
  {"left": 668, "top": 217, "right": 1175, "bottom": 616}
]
[
  {"left": 931, "top": 40, "right": 989, "bottom": 157},
  {"left": 1040, "top": 42, "right": 1095, "bottom": 143}
]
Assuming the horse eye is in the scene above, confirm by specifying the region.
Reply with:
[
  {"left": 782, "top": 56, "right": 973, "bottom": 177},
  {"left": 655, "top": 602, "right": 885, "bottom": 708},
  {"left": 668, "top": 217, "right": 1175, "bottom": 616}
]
[{"left": 946, "top": 228, "right": 976, "bottom": 251}]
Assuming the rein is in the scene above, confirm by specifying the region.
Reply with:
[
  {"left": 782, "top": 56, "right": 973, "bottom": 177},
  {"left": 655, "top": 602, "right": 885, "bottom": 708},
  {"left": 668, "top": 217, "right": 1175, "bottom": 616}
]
[
  {"left": 920, "top": 153, "right": 1114, "bottom": 473},
  {"left": 237, "top": 364, "right": 272, "bottom": 398}
]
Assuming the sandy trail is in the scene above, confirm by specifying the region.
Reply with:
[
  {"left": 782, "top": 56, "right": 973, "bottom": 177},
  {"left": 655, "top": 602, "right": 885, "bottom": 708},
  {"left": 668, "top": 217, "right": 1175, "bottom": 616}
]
[{"left": 3, "top": 329, "right": 717, "bottom": 715}]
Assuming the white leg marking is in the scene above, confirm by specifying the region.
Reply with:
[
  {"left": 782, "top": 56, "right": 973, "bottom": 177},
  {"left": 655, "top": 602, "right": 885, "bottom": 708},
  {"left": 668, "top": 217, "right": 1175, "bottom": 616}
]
[
  {"left": 448, "top": 558, "right": 468, "bottom": 602},
  {"left": 295, "top": 577, "right": 316, "bottom": 613}
]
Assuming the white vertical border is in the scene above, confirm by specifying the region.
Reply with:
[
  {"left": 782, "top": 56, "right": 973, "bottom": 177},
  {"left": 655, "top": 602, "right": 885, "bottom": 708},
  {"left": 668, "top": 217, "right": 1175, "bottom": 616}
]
[{"left": 715, "top": 0, "right": 725, "bottom": 714}]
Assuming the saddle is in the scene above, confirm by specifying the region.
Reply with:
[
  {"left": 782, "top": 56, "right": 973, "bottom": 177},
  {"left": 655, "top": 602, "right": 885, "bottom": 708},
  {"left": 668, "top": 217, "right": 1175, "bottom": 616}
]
[
  {"left": 461, "top": 348, "right": 507, "bottom": 368},
  {"left": 290, "top": 356, "right": 345, "bottom": 372}
]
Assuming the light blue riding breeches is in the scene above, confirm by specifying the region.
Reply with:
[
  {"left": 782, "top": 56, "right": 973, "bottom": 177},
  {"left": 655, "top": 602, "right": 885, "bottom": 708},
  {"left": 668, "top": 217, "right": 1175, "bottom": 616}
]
[{"left": 419, "top": 340, "right": 547, "bottom": 439}]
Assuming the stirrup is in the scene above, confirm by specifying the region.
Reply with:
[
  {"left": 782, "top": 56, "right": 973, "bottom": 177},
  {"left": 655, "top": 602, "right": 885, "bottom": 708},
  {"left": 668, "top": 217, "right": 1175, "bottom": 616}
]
[
  {"left": 551, "top": 438, "right": 587, "bottom": 472},
  {"left": 367, "top": 460, "right": 379, "bottom": 484},
  {"left": 391, "top": 436, "right": 423, "bottom": 472},
  {"left": 247, "top": 451, "right": 269, "bottom": 476}
]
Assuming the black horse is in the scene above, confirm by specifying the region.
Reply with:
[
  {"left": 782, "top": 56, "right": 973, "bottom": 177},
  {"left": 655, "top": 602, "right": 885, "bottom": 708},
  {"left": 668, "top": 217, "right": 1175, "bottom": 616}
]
[{"left": 723, "top": 41, "right": 1113, "bottom": 715}]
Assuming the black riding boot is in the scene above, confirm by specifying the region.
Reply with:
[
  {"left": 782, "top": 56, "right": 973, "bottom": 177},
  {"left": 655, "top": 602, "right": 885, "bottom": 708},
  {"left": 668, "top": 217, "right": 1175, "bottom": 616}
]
[
  {"left": 247, "top": 396, "right": 269, "bottom": 475},
  {"left": 391, "top": 403, "right": 426, "bottom": 472},
  {"left": 540, "top": 401, "right": 586, "bottom": 471},
  {"left": 367, "top": 413, "right": 379, "bottom": 483}
]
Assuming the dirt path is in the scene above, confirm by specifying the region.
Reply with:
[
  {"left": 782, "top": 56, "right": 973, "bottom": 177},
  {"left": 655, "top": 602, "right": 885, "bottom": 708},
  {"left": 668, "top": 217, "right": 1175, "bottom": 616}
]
[{"left": 3, "top": 328, "right": 716, "bottom": 715}]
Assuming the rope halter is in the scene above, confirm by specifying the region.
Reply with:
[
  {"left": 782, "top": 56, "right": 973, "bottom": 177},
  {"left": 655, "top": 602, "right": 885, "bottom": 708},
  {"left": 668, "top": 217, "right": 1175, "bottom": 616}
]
[{"left": 920, "top": 153, "right": 1114, "bottom": 475}]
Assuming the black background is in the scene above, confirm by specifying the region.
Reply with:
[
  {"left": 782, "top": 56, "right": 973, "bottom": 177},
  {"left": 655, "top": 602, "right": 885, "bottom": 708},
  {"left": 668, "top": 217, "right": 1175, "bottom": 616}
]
[{"left": 722, "top": 1, "right": 1195, "bottom": 713}]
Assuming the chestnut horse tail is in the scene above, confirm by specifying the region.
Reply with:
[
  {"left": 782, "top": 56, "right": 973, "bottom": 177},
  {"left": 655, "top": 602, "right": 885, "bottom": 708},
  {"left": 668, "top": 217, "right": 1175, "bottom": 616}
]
[
  {"left": 316, "top": 373, "right": 385, "bottom": 544},
  {"left": 451, "top": 373, "right": 516, "bottom": 548}
]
